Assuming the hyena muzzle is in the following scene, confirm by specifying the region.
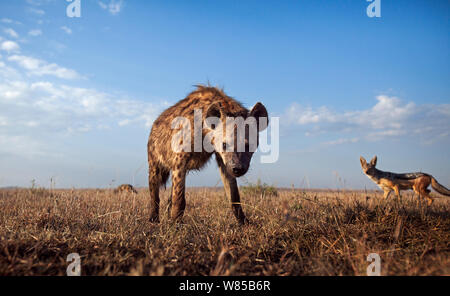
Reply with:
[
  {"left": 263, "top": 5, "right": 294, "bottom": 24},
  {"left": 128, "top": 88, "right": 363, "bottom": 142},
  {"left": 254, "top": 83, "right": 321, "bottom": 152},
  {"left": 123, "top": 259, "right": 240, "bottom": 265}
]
[{"left": 147, "top": 86, "right": 268, "bottom": 224}]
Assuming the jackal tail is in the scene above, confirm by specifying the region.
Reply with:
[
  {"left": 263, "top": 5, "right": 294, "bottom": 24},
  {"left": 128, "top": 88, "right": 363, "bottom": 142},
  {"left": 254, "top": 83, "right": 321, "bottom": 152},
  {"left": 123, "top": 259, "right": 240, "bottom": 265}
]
[{"left": 431, "top": 177, "right": 450, "bottom": 196}]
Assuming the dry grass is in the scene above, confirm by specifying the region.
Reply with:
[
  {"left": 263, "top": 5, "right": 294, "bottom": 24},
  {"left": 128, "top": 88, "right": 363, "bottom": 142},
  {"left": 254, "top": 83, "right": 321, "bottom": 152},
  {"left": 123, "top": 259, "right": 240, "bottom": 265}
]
[{"left": 0, "top": 187, "right": 449, "bottom": 275}]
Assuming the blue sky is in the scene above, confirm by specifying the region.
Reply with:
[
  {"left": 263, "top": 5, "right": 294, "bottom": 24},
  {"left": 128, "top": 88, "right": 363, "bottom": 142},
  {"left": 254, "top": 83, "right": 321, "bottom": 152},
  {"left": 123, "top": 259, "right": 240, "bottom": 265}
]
[{"left": 0, "top": 0, "right": 449, "bottom": 189}]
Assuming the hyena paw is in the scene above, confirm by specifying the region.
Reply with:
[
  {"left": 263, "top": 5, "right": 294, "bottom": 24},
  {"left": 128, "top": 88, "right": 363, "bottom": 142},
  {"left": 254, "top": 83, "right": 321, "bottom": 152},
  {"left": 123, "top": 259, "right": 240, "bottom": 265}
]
[
  {"left": 239, "top": 217, "right": 250, "bottom": 226},
  {"left": 149, "top": 213, "right": 160, "bottom": 223}
]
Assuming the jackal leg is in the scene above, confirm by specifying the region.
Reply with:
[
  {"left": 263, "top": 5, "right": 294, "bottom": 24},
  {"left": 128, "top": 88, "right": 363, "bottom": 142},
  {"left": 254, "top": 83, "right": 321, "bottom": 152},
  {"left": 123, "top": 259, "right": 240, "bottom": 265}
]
[
  {"left": 393, "top": 186, "right": 402, "bottom": 201},
  {"left": 170, "top": 168, "right": 186, "bottom": 221},
  {"left": 383, "top": 190, "right": 391, "bottom": 200},
  {"left": 218, "top": 161, "right": 248, "bottom": 225},
  {"left": 413, "top": 185, "right": 422, "bottom": 205},
  {"left": 421, "top": 188, "right": 433, "bottom": 206}
]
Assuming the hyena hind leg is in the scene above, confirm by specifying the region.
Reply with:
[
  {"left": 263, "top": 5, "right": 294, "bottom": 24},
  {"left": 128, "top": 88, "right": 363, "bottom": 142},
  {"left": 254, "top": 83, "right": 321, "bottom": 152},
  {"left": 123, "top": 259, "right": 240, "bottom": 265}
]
[{"left": 148, "top": 165, "right": 170, "bottom": 223}]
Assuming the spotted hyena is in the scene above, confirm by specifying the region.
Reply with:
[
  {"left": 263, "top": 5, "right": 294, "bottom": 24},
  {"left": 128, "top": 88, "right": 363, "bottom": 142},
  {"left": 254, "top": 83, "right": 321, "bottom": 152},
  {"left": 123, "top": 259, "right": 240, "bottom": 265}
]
[
  {"left": 114, "top": 184, "right": 138, "bottom": 194},
  {"left": 147, "top": 85, "right": 268, "bottom": 224}
]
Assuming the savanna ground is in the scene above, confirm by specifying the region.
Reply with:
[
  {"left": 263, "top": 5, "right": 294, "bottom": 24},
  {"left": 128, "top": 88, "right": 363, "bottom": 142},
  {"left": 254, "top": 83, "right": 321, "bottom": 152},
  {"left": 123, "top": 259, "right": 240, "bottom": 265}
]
[{"left": 0, "top": 186, "right": 449, "bottom": 276}]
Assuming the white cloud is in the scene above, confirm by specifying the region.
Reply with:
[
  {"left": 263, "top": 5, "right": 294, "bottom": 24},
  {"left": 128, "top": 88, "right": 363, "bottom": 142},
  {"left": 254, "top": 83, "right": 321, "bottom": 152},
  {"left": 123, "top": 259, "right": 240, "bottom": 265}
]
[
  {"left": 28, "top": 29, "right": 43, "bottom": 36},
  {"left": 0, "top": 40, "right": 20, "bottom": 52},
  {"left": 4, "top": 28, "right": 19, "bottom": 38},
  {"left": 8, "top": 55, "right": 81, "bottom": 80},
  {"left": 288, "top": 105, "right": 336, "bottom": 125},
  {"left": 26, "top": 0, "right": 55, "bottom": 5},
  {"left": 287, "top": 95, "right": 450, "bottom": 145},
  {"left": 99, "top": 0, "right": 125, "bottom": 15},
  {"left": 0, "top": 59, "right": 22, "bottom": 80},
  {"left": 60, "top": 26, "right": 72, "bottom": 35},
  {"left": 0, "top": 81, "right": 28, "bottom": 100},
  {"left": 1, "top": 18, "right": 21, "bottom": 24},
  {"left": 323, "top": 137, "right": 359, "bottom": 146},
  {"left": 48, "top": 40, "right": 67, "bottom": 53},
  {"left": 0, "top": 78, "right": 164, "bottom": 157},
  {"left": 0, "top": 116, "right": 7, "bottom": 126},
  {"left": 0, "top": 134, "right": 48, "bottom": 157},
  {"left": 0, "top": 78, "right": 162, "bottom": 131},
  {"left": 28, "top": 7, "right": 46, "bottom": 15}
]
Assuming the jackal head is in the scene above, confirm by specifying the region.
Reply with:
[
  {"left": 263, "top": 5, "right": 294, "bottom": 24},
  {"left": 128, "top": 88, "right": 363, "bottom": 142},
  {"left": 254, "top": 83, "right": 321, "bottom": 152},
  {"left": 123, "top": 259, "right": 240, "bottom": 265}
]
[
  {"left": 205, "top": 102, "right": 268, "bottom": 178},
  {"left": 360, "top": 155, "right": 377, "bottom": 176}
]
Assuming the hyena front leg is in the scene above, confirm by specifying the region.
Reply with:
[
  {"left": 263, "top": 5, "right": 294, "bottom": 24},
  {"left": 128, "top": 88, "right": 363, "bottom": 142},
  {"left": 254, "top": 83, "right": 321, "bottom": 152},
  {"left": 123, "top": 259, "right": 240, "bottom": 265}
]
[
  {"left": 218, "top": 160, "right": 249, "bottom": 225},
  {"left": 170, "top": 168, "right": 186, "bottom": 221},
  {"left": 166, "top": 192, "right": 172, "bottom": 217}
]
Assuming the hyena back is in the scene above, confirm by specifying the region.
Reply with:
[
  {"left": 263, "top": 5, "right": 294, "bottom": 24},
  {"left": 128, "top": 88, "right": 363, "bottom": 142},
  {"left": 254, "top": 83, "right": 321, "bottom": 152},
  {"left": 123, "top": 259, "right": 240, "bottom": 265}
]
[{"left": 147, "top": 86, "right": 268, "bottom": 224}]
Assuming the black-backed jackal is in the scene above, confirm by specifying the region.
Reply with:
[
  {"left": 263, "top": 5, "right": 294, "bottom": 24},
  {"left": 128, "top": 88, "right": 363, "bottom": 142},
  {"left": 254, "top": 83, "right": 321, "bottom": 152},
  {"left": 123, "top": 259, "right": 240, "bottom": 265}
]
[{"left": 360, "top": 156, "right": 450, "bottom": 205}]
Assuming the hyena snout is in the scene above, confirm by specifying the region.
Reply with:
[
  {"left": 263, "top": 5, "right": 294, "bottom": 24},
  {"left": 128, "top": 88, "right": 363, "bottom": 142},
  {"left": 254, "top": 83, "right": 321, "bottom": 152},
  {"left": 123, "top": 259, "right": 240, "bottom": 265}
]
[
  {"left": 231, "top": 164, "right": 247, "bottom": 177},
  {"left": 227, "top": 153, "right": 251, "bottom": 177}
]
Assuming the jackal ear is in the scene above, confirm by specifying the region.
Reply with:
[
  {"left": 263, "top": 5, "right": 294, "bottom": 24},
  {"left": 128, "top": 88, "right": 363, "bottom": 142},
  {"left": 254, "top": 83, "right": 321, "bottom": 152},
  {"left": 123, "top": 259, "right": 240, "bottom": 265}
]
[
  {"left": 249, "top": 102, "right": 268, "bottom": 131},
  {"left": 360, "top": 156, "right": 367, "bottom": 167},
  {"left": 370, "top": 155, "right": 377, "bottom": 166}
]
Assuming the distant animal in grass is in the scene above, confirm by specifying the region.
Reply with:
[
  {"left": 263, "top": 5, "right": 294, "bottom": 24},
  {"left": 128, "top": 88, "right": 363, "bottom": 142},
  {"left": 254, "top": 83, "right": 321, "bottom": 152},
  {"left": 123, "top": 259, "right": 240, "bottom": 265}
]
[
  {"left": 114, "top": 184, "right": 138, "bottom": 194},
  {"left": 360, "top": 155, "right": 450, "bottom": 205}
]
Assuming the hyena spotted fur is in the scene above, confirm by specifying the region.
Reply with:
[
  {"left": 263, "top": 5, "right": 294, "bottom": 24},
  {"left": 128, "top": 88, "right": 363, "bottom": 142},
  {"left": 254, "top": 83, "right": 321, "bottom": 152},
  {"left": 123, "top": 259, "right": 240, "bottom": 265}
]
[
  {"left": 147, "top": 85, "right": 268, "bottom": 224},
  {"left": 114, "top": 184, "right": 138, "bottom": 194}
]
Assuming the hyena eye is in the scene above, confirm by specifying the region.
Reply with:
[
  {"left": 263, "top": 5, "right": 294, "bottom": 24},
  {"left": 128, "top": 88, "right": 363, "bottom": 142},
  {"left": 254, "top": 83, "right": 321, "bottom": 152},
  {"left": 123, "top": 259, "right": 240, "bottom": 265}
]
[{"left": 222, "top": 143, "right": 227, "bottom": 151}]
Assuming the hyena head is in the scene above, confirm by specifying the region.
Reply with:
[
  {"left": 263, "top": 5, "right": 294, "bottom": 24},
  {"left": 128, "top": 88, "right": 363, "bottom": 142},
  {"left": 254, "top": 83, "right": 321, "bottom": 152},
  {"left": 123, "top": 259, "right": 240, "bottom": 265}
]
[
  {"left": 360, "top": 155, "right": 377, "bottom": 176},
  {"left": 205, "top": 102, "right": 268, "bottom": 178}
]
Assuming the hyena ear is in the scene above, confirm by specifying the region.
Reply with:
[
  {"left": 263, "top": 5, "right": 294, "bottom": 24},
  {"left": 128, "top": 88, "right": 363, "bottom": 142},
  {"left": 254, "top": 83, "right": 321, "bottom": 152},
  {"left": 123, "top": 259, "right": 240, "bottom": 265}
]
[
  {"left": 249, "top": 102, "right": 268, "bottom": 131},
  {"left": 360, "top": 156, "right": 367, "bottom": 167},
  {"left": 206, "top": 102, "right": 223, "bottom": 118},
  {"left": 370, "top": 155, "right": 377, "bottom": 166},
  {"left": 205, "top": 103, "right": 223, "bottom": 129}
]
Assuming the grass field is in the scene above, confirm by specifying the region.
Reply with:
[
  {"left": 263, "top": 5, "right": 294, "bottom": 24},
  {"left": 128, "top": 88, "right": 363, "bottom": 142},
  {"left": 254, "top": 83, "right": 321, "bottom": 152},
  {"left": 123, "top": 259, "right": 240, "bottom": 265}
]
[{"left": 0, "top": 186, "right": 449, "bottom": 276}]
